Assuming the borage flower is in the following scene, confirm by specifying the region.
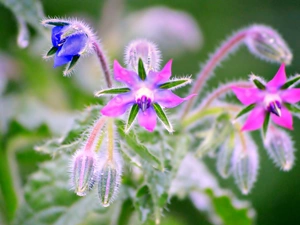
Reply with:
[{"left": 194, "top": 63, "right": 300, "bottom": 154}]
[
  {"left": 232, "top": 64, "right": 300, "bottom": 135},
  {"left": 96, "top": 59, "right": 195, "bottom": 132},
  {"left": 42, "top": 18, "right": 95, "bottom": 74}
]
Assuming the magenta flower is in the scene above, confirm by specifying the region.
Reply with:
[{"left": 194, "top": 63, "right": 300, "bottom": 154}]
[
  {"left": 232, "top": 64, "right": 300, "bottom": 131},
  {"left": 96, "top": 59, "right": 195, "bottom": 132}
]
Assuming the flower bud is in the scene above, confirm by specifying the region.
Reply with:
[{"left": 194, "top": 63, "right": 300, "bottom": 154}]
[
  {"left": 264, "top": 128, "right": 294, "bottom": 171},
  {"left": 216, "top": 136, "right": 235, "bottom": 178},
  {"left": 232, "top": 135, "right": 259, "bottom": 195},
  {"left": 245, "top": 25, "right": 292, "bottom": 65},
  {"left": 125, "top": 39, "right": 161, "bottom": 73},
  {"left": 98, "top": 159, "right": 122, "bottom": 207},
  {"left": 72, "top": 151, "right": 97, "bottom": 196}
]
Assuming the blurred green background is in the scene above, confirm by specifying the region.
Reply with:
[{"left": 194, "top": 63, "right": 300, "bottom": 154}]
[{"left": 1, "top": 0, "right": 300, "bottom": 224}]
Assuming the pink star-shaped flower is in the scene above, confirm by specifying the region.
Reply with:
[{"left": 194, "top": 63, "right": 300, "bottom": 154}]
[{"left": 232, "top": 64, "right": 300, "bottom": 131}]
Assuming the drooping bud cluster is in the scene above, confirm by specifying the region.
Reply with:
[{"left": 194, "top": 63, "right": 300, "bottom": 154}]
[
  {"left": 245, "top": 25, "right": 292, "bottom": 65},
  {"left": 42, "top": 18, "right": 96, "bottom": 75},
  {"left": 264, "top": 126, "right": 295, "bottom": 171},
  {"left": 70, "top": 116, "right": 122, "bottom": 207}
]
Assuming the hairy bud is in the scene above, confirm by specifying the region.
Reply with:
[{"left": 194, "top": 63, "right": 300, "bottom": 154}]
[
  {"left": 216, "top": 135, "right": 235, "bottom": 178},
  {"left": 264, "top": 128, "right": 295, "bottom": 171},
  {"left": 232, "top": 135, "right": 259, "bottom": 195},
  {"left": 72, "top": 151, "right": 97, "bottom": 196},
  {"left": 125, "top": 39, "right": 161, "bottom": 73},
  {"left": 245, "top": 25, "right": 292, "bottom": 65},
  {"left": 98, "top": 158, "right": 122, "bottom": 207}
]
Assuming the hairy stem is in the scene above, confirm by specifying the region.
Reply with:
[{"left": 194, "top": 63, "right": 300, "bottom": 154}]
[
  {"left": 92, "top": 41, "right": 112, "bottom": 88},
  {"left": 107, "top": 118, "right": 114, "bottom": 161},
  {"left": 182, "top": 29, "right": 248, "bottom": 117},
  {"left": 84, "top": 116, "right": 107, "bottom": 153}
]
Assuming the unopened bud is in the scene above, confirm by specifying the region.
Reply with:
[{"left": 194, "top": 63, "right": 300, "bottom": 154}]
[
  {"left": 264, "top": 128, "right": 294, "bottom": 171},
  {"left": 245, "top": 25, "right": 292, "bottom": 65},
  {"left": 125, "top": 39, "right": 161, "bottom": 73},
  {"left": 232, "top": 135, "right": 259, "bottom": 195},
  {"left": 72, "top": 151, "right": 97, "bottom": 196},
  {"left": 216, "top": 136, "right": 235, "bottom": 178},
  {"left": 98, "top": 159, "right": 122, "bottom": 207}
]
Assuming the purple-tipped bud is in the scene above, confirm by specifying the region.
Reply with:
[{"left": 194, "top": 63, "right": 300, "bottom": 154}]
[
  {"left": 232, "top": 135, "right": 259, "bottom": 195},
  {"left": 245, "top": 25, "right": 292, "bottom": 65},
  {"left": 72, "top": 151, "right": 97, "bottom": 196},
  {"left": 125, "top": 39, "right": 161, "bottom": 73},
  {"left": 264, "top": 128, "right": 295, "bottom": 171},
  {"left": 98, "top": 159, "right": 122, "bottom": 207}
]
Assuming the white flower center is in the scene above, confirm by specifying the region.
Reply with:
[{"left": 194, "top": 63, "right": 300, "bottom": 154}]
[{"left": 135, "top": 87, "right": 154, "bottom": 112}]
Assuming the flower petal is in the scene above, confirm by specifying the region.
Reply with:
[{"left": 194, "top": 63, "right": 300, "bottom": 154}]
[
  {"left": 51, "top": 26, "right": 67, "bottom": 47},
  {"left": 280, "top": 88, "right": 300, "bottom": 104},
  {"left": 271, "top": 107, "right": 293, "bottom": 130},
  {"left": 267, "top": 64, "right": 287, "bottom": 88},
  {"left": 231, "top": 86, "right": 261, "bottom": 105},
  {"left": 58, "top": 33, "right": 88, "bottom": 57},
  {"left": 241, "top": 106, "right": 265, "bottom": 131},
  {"left": 113, "top": 60, "right": 140, "bottom": 87},
  {"left": 138, "top": 107, "right": 157, "bottom": 132},
  {"left": 101, "top": 93, "right": 134, "bottom": 117},
  {"left": 155, "top": 90, "right": 195, "bottom": 108},
  {"left": 147, "top": 59, "right": 173, "bottom": 85},
  {"left": 54, "top": 53, "right": 73, "bottom": 67}
]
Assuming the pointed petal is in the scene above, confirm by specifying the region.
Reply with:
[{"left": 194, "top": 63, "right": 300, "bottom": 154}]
[
  {"left": 281, "top": 88, "right": 300, "bottom": 104},
  {"left": 101, "top": 93, "right": 134, "bottom": 117},
  {"left": 58, "top": 33, "right": 88, "bottom": 57},
  {"left": 148, "top": 59, "right": 173, "bottom": 85},
  {"left": 231, "top": 86, "right": 261, "bottom": 105},
  {"left": 155, "top": 90, "right": 195, "bottom": 108},
  {"left": 138, "top": 107, "right": 157, "bottom": 132},
  {"left": 113, "top": 60, "right": 140, "bottom": 87},
  {"left": 54, "top": 53, "right": 72, "bottom": 67},
  {"left": 267, "top": 64, "right": 287, "bottom": 88},
  {"left": 271, "top": 107, "right": 293, "bottom": 130},
  {"left": 242, "top": 106, "right": 265, "bottom": 131}
]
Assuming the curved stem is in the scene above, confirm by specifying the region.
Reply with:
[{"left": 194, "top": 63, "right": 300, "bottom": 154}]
[
  {"left": 84, "top": 116, "right": 107, "bottom": 153},
  {"left": 182, "top": 29, "right": 248, "bottom": 117},
  {"left": 92, "top": 41, "right": 112, "bottom": 88}
]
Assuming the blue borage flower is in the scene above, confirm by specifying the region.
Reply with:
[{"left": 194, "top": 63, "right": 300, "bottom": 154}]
[{"left": 42, "top": 18, "right": 95, "bottom": 75}]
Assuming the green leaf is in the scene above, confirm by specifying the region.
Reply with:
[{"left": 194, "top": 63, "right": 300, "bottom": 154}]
[
  {"left": 116, "top": 120, "right": 162, "bottom": 170},
  {"left": 235, "top": 104, "right": 256, "bottom": 119},
  {"left": 153, "top": 103, "right": 173, "bottom": 132},
  {"left": 95, "top": 87, "right": 131, "bottom": 97},
  {"left": 44, "top": 21, "right": 70, "bottom": 26},
  {"left": 125, "top": 104, "right": 139, "bottom": 133},
  {"left": 138, "top": 58, "right": 146, "bottom": 80},
  {"left": 46, "top": 47, "right": 58, "bottom": 57},
  {"left": 159, "top": 78, "right": 191, "bottom": 90},
  {"left": 262, "top": 112, "right": 270, "bottom": 139},
  {"left": 284, "top": 103, "right": 300, "bottom": 113},
  {"left": 205, "top": 189, "right": 252, "bottom": 225},
  {"left": 281, "top": 75, "right": 300, "bottom": 89},
  {"left": 252, "top": 78, "right": 266, "bottom": 90}
]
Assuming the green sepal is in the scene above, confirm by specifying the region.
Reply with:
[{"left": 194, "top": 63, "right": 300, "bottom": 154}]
[
  {"left": 159, "top": 78, "right": 191, "bottom": 90},
  {"left": 46, "top": 46, "right": 58, "bottom": 57},
  {"left": 152, "top": 103, "right": 173, "bottom": 132},
  {"left": 125, "top": 104, "right": 139, "bottom": 133},
  {"left": 284, "top": 103, "right": 300, "bottom": 113},
  {"left": 235, "top": 104, "right": 256, "bottom": 119},
  {"left": 45, "top": 21, "right": 70, "bottom": 26},
  {"left": 281, "top": 75, "right": 300, "bottom": 89},
  {"left": 262, "top": 112, "right": 270, "bottom": 139},
  {"left": 253, "top": 78, "right": 266, "bottom": 90},
  {"left": 95, "top": 87, "right": 131, "bottom": 97},
  {"left": 64, "top": 55, "right": 80, "bottom": 74},
  {"left": 138, "top": 58, "right": 147, "bottom": 80}
]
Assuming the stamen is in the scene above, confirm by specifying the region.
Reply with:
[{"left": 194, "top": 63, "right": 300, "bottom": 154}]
[
  {"left": 268, "top": 101, "right": 281, "bottom": 117},
  {"left": 137, "top": 95, "right": 152, "bottom": 112}
]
